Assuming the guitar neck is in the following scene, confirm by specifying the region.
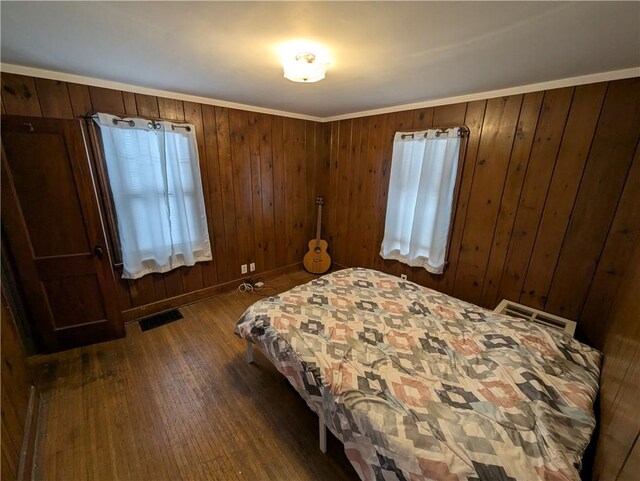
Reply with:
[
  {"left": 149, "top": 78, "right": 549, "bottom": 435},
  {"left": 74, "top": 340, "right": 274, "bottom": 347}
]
[{"left": 315, "top": 204, "right": 322, "bottom": 245}]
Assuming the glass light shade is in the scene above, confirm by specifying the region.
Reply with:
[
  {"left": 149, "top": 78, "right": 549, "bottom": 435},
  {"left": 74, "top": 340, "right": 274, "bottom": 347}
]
[{"left": 283, "top": 52, "right": 327, "bottom": 83}]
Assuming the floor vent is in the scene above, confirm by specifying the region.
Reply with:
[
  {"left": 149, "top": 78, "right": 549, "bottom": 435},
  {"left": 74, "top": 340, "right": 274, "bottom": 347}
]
[
  {"left": 139, "top": 309, "right": 183, "bottom": 332},
  {"left": 494, "top": 300, "right": 576, "bottom": 337}
]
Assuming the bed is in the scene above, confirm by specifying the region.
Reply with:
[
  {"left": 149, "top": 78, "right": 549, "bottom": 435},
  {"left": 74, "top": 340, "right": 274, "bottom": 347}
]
[{"left": 234, "top": 268, "right": 601, "bottom": 481}]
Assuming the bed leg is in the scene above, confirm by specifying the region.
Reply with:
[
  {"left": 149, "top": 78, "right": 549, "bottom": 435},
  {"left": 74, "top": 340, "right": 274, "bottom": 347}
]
[
  {"left": 246, "top": 341, "right": 254, "bottom": 364},
  {"left": 319, "top": 409, "right": 327, "bottom": 453},
  {"left": 319, "top": 386, "right": 328, "bottom": 453}
]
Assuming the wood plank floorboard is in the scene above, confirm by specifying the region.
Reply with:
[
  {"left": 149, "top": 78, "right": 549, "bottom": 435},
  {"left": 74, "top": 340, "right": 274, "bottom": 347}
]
[{"left": 32, "top": 270, "right": 359, "bottom": 481}]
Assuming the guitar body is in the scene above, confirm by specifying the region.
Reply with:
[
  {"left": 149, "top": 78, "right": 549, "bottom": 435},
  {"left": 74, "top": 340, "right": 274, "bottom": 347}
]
[
  {"left": 303, "top": 239, "right": 331, "bottom": 274},
  {"left": 303, "top": 196, "right": 331, "bottom": 274}
]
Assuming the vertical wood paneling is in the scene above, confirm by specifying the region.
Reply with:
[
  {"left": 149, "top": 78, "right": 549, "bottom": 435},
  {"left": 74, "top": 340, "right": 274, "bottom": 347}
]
[
  {"left": 496, "top": 87, "right": 574, "bottom": 305},
  {"left": 545, "top": 78, "right": 640, "bottom": 320},
  {"left": 157, "top": 97, "right": 184, "bottom": 122},
  {"left": 437, "top": 100, "right": 487, "bottom": 294},
  {"left": 122, "top": 92, "right": 137, "bottom": 116},
  {"left": 1, "top": 73, "right": 42, "bottom": 116},
  {"left": 284, "top": 119, "right": 310, "bottom": 264},
  {"left": 135, "top": 94, "right": 159, "bottom": 118},
  {"left": 291, "top": 118, "right": 307, "bottom": 260},
  {"left": 202, "top": 105, "right": 230, "bottom": 282},
  {"left": 283, "top": 119, "right": 307, "bottom": 265},
  {"left": 258, "top": 114, "right": 276, "bottom": 271},
  {"left": 433, "top": 103, "right": 467, "bottom": 127},
  {"left": 215, "top": 107, "right": 241, "bottom": 279},
  {"left": 89, "top": 87, "right": 126, "bottom": 115},
  {"left": 579, "top": 148, "right": 640, "bottom": 347},
  {"left": 346, "top": 117, "right": 367, "bottom": 268},
  {"left": 111, "top": 267, "right": 133, "bottom": 311},
  {"left": 326, "top": 121, "right": 340, "bottom": 261},
  {"left": 305, "top": 121, "right": 316, "bottom": 247},
  {"left": 248, "top": 112, "right": 265, "bottom": 272},
  {"left": 1, "top": 292, "right": 32, "bottom": 481},
  {"left": 360, "top": 115, "right": 387, "bottom": 270},
  {"left": 412, "top": 108, "right": 435, "bottom": 130},
  {"left": 617, "top": 441, "right": 639, "bottom": 481},
  {"left": 479, "top": 91, "right": 543, "bottom": 307},
  {"left": 67, "top": 83, "right": 93, "bottom": 117},
  {"left": 453, "top": 95, "right": 522, "bottom": 304},
  {"left": 128, "top": 268, "right": 158, "bottom": 308},
  {"left": 271, "top": 116, "right": 287, "bottom": 268},
  {"left": 314, "top": 122, "right": 332, "bottom": 244},
  {"left": 34, "top": 79, "right": 74, "bottom": 119},
  {"left": 520, "top": 83, "right": 608, "bottom": 310},
  {"left": 592, "top": 240, "right": 640, "bottom": 481},
  {"left": 333, "top": 120, "right": 354, "bottom": 265},
  {"left": 229, "top": 110, "right": 254, "bottom": 269},
  {"left": 132, "top": 95, "right": 159, "bottom": 117}
]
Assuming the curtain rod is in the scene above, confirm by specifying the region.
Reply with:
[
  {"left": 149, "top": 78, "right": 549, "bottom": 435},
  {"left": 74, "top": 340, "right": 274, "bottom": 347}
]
[
  {"left": 400, "top": 126, "right": 469, "bottom": 139},
  {"left": 81, "top": 114, "right": 192, "bottom": 132}
]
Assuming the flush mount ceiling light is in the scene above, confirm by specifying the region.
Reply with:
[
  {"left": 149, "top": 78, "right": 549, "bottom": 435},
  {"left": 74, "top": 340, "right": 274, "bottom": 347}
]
[
  {"left": 283, "top": 52, "right": 327, "bottom": 83},
  {"left": 277, "top": 40, "right": 331, "bottom": 83}
]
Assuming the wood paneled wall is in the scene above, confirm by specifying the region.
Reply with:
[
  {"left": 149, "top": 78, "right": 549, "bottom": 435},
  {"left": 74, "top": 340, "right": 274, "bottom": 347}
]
[
  {"left": 318, "top": 77, "right": 640, "bottom": 347},
  {"left": 593, "top": 239, "right": 640, "bottom": 481},
  {"left": 2, "top": 72, "right": 638, "bottom": 348},
  {"left": 1, "top": 73, "right": 325, "bottom": 319},
  {"left": 1, "top": 291, "right": 32, "bottom": 480}
]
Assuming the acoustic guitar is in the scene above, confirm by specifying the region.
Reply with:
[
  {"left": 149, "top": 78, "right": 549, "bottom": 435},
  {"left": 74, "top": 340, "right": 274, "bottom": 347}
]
[{"left": 303, "top": 196, "right": 331, "bottom": 274}]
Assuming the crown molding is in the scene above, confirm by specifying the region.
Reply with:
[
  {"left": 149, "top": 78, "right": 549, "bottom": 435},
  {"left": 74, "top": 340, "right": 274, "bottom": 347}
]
[
  {"left": 2, "top": 63, "right": 638, "bottom": 123},
  {"left": 0, "top": 63, "right": 323, "bottom": 122},
  {"left": 322, "top": 67, "right": 640, "bottom": 122}
]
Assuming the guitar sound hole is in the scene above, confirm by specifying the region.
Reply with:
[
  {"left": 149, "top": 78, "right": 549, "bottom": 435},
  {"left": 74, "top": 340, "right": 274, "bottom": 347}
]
[{"left": 314, "top": 248, "right": 321, "bottom": 253}]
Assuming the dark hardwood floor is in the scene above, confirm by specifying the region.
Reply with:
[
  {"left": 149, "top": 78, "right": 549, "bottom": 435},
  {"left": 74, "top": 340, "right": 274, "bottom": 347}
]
[{"left": 32, "top": 270, "right": 358, "bottom": 481}]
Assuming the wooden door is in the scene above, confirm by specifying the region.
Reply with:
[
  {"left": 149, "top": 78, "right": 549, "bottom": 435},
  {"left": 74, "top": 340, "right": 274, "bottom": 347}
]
[{"left": 1, "top": 115, "right": 124, "bottom": 352}]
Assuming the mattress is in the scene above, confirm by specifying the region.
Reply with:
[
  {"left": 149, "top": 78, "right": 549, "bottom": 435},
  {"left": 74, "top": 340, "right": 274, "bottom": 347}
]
[{"left": 234, "top": 268, "right": 601, "bottom": 481}]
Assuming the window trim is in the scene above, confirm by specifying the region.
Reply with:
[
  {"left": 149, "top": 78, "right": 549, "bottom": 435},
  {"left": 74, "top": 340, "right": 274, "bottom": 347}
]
[{"left": 84, "top": 117, "right": 124, "bottom": 266}]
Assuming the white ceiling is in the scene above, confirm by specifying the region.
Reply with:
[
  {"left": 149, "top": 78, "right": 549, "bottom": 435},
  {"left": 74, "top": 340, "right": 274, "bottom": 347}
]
[{"left": 1, "top": 1, "right": 639, "bottom": 119}]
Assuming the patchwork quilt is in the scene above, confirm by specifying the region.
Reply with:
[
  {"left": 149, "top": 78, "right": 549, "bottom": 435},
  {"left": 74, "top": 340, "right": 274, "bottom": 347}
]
[{"left": 234, "top": 268, "right": 601, "bottom": 481}]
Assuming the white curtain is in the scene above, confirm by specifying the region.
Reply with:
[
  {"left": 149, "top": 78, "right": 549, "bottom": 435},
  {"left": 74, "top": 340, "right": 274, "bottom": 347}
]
[
  {"left": 95, "top": 113, "right": 212, "bottom": 279},
  {"left": 380, "top": 128, "right": 462, "bottom": 274}
]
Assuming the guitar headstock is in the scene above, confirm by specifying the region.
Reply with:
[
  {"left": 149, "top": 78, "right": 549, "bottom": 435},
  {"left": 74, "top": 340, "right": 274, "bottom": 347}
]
[{"left": 316, "top": 196, "right": 325, "bottom": 206}]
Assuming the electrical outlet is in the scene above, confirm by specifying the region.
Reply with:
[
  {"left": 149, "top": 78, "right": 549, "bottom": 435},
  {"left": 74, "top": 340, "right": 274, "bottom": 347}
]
[
  {"left": 241, "top": 264, "right": 248, "bottom": 274},
  {"left": 400, "top": 274, "right": 408, "bottom": 280},
  {"left": 249, "top": 262, "right": 256, "bottom": 272}
]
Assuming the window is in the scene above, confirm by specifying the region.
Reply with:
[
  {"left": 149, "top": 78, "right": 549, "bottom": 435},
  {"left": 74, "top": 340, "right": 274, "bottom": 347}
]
[
  {"left": 95, "top": 113, "right": 211, "bottom": 279},
  {"left": 380, "top": 128, "right": 464, "bottom": 274}
]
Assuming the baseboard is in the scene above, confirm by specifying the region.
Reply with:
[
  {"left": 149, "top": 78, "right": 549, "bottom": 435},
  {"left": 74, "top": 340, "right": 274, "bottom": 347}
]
[
  {"left": 122, "top": 262, "right": 303, "bottom": 323},
  {"left": 17, "top": 385, "right": 40, "bottom": 481}
]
